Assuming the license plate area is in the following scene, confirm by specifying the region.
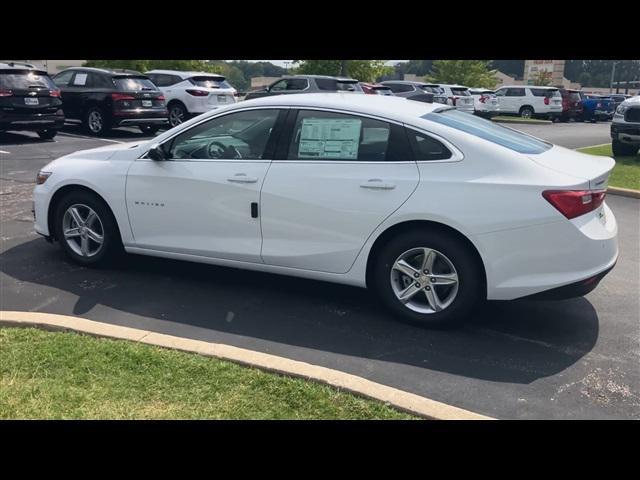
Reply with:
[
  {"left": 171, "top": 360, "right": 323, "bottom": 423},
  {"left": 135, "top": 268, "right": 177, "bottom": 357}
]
[
  {"left": 141, "top": 100, "right": 152, "bottom": 107},
  {"left": 24, "top": 97, "right": 39, "bottom": 105},
  {"left": 217, "top": 95, "right": 227, "bottom": 102}
]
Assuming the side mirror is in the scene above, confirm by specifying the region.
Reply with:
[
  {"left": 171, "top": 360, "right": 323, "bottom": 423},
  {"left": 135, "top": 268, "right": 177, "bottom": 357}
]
[{"left": 147, "top": 144, "right": 168, "bottom": 161}]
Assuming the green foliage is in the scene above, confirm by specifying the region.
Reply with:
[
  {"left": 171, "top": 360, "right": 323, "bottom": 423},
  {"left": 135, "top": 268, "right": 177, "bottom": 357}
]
[
  {"left": 532, "top": 70, "right": 552, "bottom": 86},
  {"left": 293, "top": 60, "right": 393, "bottom": 82},
  {"left": 83, "top": 59, "right": 221, "bottom": 74},
  {"left": 427, "top": 60, "right": 498, "bottom": 88}
]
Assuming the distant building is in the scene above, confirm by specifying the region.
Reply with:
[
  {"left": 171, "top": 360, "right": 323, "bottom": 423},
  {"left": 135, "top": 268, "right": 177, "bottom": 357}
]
[
  {"left": 7, "top": 60, "right": 86, "bottom": 74},
  {"left": 493, "top": 71, "right": 523, "bottom": 88}
]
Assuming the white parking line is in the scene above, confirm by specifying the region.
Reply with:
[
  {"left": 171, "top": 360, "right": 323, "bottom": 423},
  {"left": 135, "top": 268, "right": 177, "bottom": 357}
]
[
  {"left": 0, "top": 150, "right": 10, "bottom": 154},
  {"left": 58, "top": 132, "right": 125, "bottom": 144},
  {"left": 575, "top": 142, "right": 612, "bottom": 150}
]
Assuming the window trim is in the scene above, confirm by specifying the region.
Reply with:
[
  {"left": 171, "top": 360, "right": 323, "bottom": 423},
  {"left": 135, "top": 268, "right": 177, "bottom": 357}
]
[
  {"left": 273, "top": 107, "right": 417, "bottom": 164},
  {"left": 402, "top": 123, "right": 464, "bottom": 164}
]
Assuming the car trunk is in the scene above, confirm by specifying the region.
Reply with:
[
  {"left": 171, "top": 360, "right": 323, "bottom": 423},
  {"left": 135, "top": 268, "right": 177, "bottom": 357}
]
[
  {"left": 0, "top": 70, "right": 61, "bottom": 113},
  {"left": 451, "top": 88, "right": 474, "bottom": 109},
  {"left": 113, "top": 76, "right": 165, "bottom": 109},
  {"left": 528, "top": 146, "right": 615, "bottom": 190}
]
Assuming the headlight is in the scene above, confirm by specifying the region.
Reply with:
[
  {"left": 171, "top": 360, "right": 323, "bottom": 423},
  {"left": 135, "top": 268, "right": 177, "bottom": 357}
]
[
  {"left": 616, "top": 104, "right": 628, "bottom": 115},
  {"left": 36, "top": 171, "right": 52, "bottom": 185}
]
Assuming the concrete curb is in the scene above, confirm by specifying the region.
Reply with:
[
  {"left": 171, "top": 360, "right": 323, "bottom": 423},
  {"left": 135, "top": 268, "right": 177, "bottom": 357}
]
[
  {"left": 607, "top": 186, "right": 640, "bottom": 199},
  {"left": 0, "top": 310, "right": 494, "bottom": 421}
]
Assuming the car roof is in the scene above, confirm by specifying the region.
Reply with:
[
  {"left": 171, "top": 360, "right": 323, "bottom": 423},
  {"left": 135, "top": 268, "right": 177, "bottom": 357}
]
[
  {"left": 0, "top": 61, "right": 40, "bottom": 70},
  {"left": 499, "top": 85, "right": 558, "bottom": 90},
  {"left": 57, "top": 66, "right": 147, "bottom": 77},
  {"left": 145, "top": 69, "right": 226, "bottom": 79},
  {"left": 285, "top": 75, "right": 359, "bottom": 82},
  {"left": 238, "top": 92, "right": 443, "bottom": 120},
  {"left": 439, "top": 84, "right": 470, "bottom": 88},
  {"left": 382, "top": 80, "right": 430, "bottom": 86}
]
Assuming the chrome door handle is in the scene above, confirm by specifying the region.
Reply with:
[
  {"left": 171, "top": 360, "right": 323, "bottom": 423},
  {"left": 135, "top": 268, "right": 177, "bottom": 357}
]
[
  {"left": 360, "top": 179, "right": 396, "bottom": 190},
  {"left": 227, "top": 174, "right": 258, "bottom": 184}
]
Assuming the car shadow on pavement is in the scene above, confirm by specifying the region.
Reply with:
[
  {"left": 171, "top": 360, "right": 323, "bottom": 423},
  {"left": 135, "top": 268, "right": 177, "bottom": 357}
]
[
  {"left": 59, "top": 124, "right": 165, "bottom": 140},
  {"left": 0, "top": 131, "right": 56, "bottom": 146},
  {"left": 0, "top": 238, "right": 600, "bottom": 385}
]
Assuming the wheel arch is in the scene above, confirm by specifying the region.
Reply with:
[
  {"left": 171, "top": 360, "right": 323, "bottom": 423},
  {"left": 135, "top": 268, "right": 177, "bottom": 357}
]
[
  {"left": 365, "top": 219, "right": 487, "bottom": 296},
  {"left": 47, "top": 184, "right": 122, "bottom": 242}
]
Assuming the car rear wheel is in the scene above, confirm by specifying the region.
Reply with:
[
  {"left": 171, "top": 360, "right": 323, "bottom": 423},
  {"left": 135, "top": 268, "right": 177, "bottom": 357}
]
[
  {"left": 37, "top": 129, "right": 57, "bottom": 140},
  {"left": 371, "top": 230, "right": 484, "bottom": 329},
  {"left": 84, "top": 107, "right": 110, "bottom": 135},
  {"left": 168, "top": 103, "right": 187, "bottom": 128},
  {"left": 612, "top": 138, "right": 639, "bottom": 156},
  {"left": 54, "top": 191, "right": 122, "bottom": 267},
  {"left": 519, "top": 106, "right": 534, "bottom": 119}
]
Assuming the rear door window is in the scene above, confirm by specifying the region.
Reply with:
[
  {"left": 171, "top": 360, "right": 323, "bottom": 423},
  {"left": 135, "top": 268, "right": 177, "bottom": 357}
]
[
  {"left": 506, "top": 88, "right": 526, "bottom": 97},
  {"left": 52, "top": 70, "right": 75, "bottom": 87}
]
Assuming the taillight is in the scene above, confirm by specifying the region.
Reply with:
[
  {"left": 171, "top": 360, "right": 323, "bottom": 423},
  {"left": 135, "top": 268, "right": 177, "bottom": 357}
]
[
  {"left": 0, "top": 89, "right": 13, "bottom": 97},
  {"left": 157, "top": 95, "right": 165, "bottom": 101},
  {"left": 479, "top": 95, "right": 487, "bottom": 103},
  {"left": 542, "top": 190, "right": 607, "bottom": 219},
  {"left": 449, "top": 96, "right": 457, "bottom": 106},
  {"left": 544, "top": 97, "right": 550, "bottom": 105},
  {"left": 111, "top": 93, "right": 135, "bottom": 101},
  {"left": 50, "top": 89, "right": 61, "bottom": 97},
  {"left": 186, "top": 89, "right": 209, "bottom": 97}
]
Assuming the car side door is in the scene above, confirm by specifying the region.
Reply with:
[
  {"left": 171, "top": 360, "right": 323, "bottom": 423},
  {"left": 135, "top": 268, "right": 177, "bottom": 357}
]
[
  {"left": 125, "top": 107, "right": 285, "bottom": 262},
  {"left": 53, "top": 70, "right": 81, "bottom": 119},
  {"left": 259, "top": 108, "right": 420, "bottom": 274}
]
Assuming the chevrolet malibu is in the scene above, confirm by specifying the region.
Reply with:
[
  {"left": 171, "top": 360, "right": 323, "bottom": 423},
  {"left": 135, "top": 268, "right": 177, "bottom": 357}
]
[{"left": 32, "top": 94, "right": 618, "bottom": 328}]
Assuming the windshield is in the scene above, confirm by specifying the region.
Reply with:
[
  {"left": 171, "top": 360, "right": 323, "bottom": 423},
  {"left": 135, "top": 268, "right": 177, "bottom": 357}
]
[
  {"left": 113, "top": 76, "right": 157, "bottom": 91},
  {"left": 0, "top": 71, "right": 57, "bottom": 89},
  {"left": 189, "top": 76, "right": 232, "bottom": 89},
  {"left": 422, "top": 109, "right": 552, "bottom": 154}
]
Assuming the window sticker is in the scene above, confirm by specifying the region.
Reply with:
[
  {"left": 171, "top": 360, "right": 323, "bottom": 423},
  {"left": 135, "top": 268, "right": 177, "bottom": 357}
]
[
  {"left": 73, "top": 73, "right": 88, "bottom": 86},
  {"left": 298, "top": 118, "right": 362, "bottom": 159}
]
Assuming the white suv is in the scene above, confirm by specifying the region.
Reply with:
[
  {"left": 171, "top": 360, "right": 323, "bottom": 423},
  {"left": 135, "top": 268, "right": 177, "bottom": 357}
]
[
  {"left": 145, "top": 70, "right": 237, "bottom": 128},
  {"left": 494, "top": 85, "right": 563, "bottom": 120},
  {"left": 468, "top": 88, "right": 500, "bottom": 118},
  {"left": 430, "top": 84, "right": 474, "bottom": 113}
]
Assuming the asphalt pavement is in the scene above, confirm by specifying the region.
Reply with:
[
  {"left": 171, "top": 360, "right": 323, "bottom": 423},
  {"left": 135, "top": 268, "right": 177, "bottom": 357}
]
[{"left": 1, "top": 121, "right": 638, "bottom": 419}]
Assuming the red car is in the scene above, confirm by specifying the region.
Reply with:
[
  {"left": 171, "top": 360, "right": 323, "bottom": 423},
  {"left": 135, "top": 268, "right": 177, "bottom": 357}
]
[
  {"left": 558, "top": 89, "right": 583, "bottom": 122},
  {"left": 360, "top": 83, "right": 394, "bottom": 96}
]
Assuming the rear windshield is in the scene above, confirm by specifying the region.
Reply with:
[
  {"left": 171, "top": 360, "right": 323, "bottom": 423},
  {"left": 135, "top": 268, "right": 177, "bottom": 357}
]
[
  {"left": 569, "top": 92, "right": 581, "bottom": 101},
  {"left": 336, "top": 81, "right": 362, "bottom": 92},
  {"left": 113, "top": 76, "right": 157, "bottom": 91},
  {"left": 189, "top": 76, "right": 232, "bottom": 89},
  {"left": 422, "top": 85, "right": 444, "bottom": 94},
  {"left": 0, "top": 71, "right": 57, "bottom": 89},
  {"left": 422, "top": 108, "right": 552, "bottom": 154},
  {"left": 451, "top": 88, "right": 470, "bottom": 96}
]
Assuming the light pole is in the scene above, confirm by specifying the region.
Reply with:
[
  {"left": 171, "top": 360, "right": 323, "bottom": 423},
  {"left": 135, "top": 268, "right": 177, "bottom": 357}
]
[
  {"left": 609, "top": 61, "right": 617, "bottom": 94},
  {"left": 284, "top": 61, "right": 290, "bottom": 74}
]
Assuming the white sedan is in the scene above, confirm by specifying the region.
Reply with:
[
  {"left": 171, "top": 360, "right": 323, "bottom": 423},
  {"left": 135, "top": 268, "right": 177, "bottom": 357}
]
[{"left": 33, "top": 94, "right": 618, "bottom": 328}]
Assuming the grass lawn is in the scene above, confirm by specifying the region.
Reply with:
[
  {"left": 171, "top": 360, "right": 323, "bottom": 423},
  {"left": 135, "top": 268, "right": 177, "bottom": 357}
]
[
  {"left": 576, "top": 144, "right": 640, "bottom": 191},
  {"left": 0, "top": 327, "right": 416, "bottom": 420},
  {"left": 492, "top": 115, "right": 551, "bottom": 124}
]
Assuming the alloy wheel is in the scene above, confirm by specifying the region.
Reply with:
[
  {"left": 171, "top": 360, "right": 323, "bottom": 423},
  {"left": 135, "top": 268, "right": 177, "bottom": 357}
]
[{"left": 62, "top": 204, "right": 105, "bottom": 257}]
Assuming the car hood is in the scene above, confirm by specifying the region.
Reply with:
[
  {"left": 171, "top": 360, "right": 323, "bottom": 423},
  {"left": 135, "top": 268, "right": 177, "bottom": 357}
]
[
  {"left": 528, "top": 145, "right": 615, "bottom": 190},
  {"left": 59, "top": 141, "right": 147, "bottom": 161}
]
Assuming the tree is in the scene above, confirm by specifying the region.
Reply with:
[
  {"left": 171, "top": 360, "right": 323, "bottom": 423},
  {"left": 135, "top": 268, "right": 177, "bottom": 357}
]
[
  {"left": 532, "top": 70, "right": 552, "bottom": 86},
  {"left": 428, "top": 60, "right": 498, "bottom": 88},
  {"left": 489, "top": 60, "right": 524, "bottom": 78},
  {"left": 293, "top": 60, "right": 393, "bottom": 82},
  {"left": 83, "top": 59, "right": 221, "bottom": 74}
]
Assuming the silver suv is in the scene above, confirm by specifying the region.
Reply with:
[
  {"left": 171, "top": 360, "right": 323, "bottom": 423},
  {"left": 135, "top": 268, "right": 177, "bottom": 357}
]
[{"left": 611, "top": 95, "right": 640, "bottom": 156}]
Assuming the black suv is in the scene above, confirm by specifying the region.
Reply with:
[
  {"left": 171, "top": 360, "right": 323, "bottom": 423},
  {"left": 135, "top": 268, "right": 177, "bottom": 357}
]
[
  {"left": 244, "top": 75, "right": 364, "bottom": 100},
  {"left": 52, "top": 67, "right": 168, "bottom": 135},
  {"left": 0, "top": 62, "right": 64, "bottom": 139}
]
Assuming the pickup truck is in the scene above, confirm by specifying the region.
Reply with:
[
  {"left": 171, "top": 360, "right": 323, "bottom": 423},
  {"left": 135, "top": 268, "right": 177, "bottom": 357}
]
[
  {"left": 579, "top": 93, "right": 615, "bottom": 122},
  {"left": 611, "top": 95, "right": 640, "bottom": 156}
]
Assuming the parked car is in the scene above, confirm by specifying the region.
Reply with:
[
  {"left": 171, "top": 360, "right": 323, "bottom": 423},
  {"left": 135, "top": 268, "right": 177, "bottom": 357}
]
[
  {"left": 558, "top": 88, "right": 583, "bottom": 122},
  {"left": 0, "top": 62, "right": 64, "bottom": 139},
  {"left": 578, "top": 93, "right": 615, "bottom": 122},
  {"left": 380, "top": 81, "right": 443, "bottom": 104},
  {"left": 435, "top": 84, "right": 475, "bottom": 113},
  {"left": 494, "top": 86, "right": 563, "bottom": 120},
  {"left": 52, "top": 67, "right": 168, "bottom": 135},
  {"left": 145, "top": 70, "right": 237, "bottom": 128},
  {"left": 611, "top": 95, "right": 640, "bottom": 156},
  {"left": 468, "top": 88, "right": 500, "bottom": 118},
  {"left": 244, "top": 75, "right": 363, "bottom": 101},
  {"left": 608, "top": 93, "right": 632, "bottom": 110},
  {"left": 360, "top": 83, "right": 394, "bottom": 96},
  {"left": 33, "top": 94, "right": 618, "bottom": 328}
]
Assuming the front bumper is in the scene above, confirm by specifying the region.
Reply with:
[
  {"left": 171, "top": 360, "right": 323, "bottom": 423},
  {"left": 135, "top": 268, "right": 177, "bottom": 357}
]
[
  {"left": 611, "top": 122, "right": 640, "bottom": 144},
  {"left": 0, "top": 111, "right": 65, "bottom": 131}
]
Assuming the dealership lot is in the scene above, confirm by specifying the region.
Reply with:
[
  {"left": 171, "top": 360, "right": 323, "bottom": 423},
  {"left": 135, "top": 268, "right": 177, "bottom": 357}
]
[{"left": 1, "top": 121, "right": 639, "bottom": 420}]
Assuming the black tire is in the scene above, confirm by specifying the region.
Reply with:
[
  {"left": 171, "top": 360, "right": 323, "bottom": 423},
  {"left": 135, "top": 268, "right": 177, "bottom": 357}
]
[
  {"left": 168, "top": 102, "right": 188, "bottom": 128},
  {"left": 53, "top": 190, "right": 123, "bottom": 267},
  {"left": 139, "top": 125, "right": 160, "bottom": 135},
  {"left": 83, "top": 106, "right": 110, "bottom": 136},
  {"left": 612, "top": 138, "right": 639, "bottom": 157},
  {"left": 519, "top": 106, "right": 534, "bottom": 119},
  {"left": 371, "top": 230, "right": 484, "bottom": 329},
  {"left": 37, "top": 129, "right": 57, "bottom": 140}
]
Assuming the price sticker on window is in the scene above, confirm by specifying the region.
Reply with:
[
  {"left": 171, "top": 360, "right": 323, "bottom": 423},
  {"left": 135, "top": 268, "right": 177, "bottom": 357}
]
[{"left": 298, "top": 118, "right": 361, "bottom": 160}]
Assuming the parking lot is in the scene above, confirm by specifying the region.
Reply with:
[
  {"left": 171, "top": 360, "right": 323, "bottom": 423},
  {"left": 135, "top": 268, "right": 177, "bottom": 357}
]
[{"left": 1, "top": 121, "right": 639, "bottom": 420}]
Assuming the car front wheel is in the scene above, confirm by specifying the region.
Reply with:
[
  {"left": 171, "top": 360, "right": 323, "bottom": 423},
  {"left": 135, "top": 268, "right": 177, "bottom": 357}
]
[
  {"left": 54, "top": 191, "right": 122, "bottom": 266},
  {"left": 372, "top": 230, "right": 484, "bottom": 328}
]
